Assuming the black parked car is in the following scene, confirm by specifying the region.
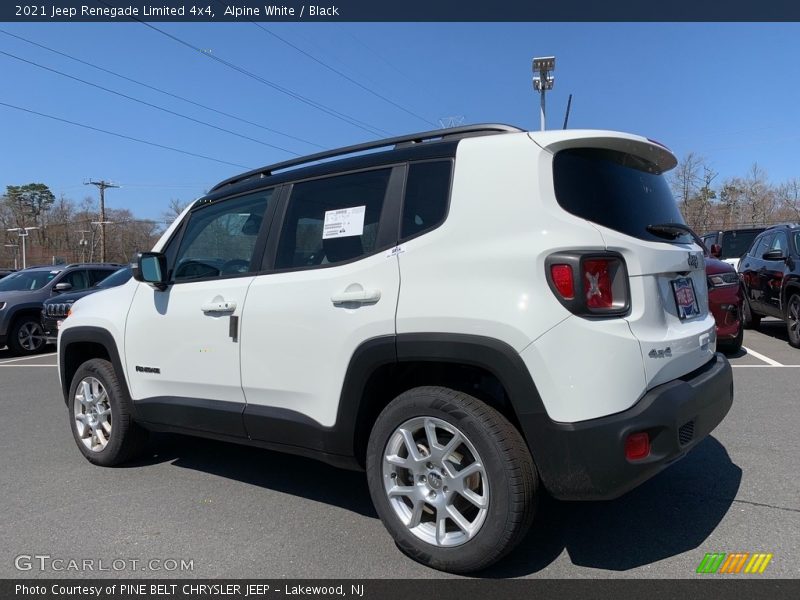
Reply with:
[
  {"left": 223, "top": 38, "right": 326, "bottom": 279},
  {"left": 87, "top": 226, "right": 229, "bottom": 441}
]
[
  {"left": 41, "top": 266, "right": 132, "bottom": 342},
  {"left": 0, "top": 263, "right": 121, "bottom": 355},
  {"left": 738, "top": 223, "right": 800, "bottom": 347}
]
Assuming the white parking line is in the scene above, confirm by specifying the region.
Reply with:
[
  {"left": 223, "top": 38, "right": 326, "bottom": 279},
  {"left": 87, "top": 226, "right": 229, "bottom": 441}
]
[
  {"left": 0, "top": 364, "right": 57, "bottom": 368},
  {"left": 733, "top": 364, "right": 800, "bottom": 368},
  {"left": 0, "top": 352, "right": 57, "bottom": 365},
  {"left": 742, "top": 346, "right": 784, "bottom": 367}
]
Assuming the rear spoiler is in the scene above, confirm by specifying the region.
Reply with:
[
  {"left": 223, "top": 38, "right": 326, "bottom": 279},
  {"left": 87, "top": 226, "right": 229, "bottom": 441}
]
[{"left": 528, "top": 130, "right": 678, "bottom": 174}]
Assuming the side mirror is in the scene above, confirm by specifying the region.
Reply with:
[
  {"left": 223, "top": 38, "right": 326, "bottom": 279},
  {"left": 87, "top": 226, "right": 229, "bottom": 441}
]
[
  {"left": 132, "top": 252, "right": 168, "bottom": 290},
  {"left": 762, "top": 249, "right": 785, "bottom": 261},
  {"left": 54, "top": 282, "right": 73, "bottom": 293},
  {"left": 710, "top": 243, "right": 722, "bottom": 258}
]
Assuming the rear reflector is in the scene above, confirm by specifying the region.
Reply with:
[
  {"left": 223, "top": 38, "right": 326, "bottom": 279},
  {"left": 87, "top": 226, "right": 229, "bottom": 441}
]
[
  {"left": 583, "top": 258, "right": 615, "bottom": 309},
  {"left": 625, "top": 432, "right": 650, "bottom": 461},
  {"left": 550, "top": 264, "right": 574, "bottom": 300}
]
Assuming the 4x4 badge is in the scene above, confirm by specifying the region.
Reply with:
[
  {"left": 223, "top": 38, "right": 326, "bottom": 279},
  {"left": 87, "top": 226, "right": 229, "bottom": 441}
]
[
  {"left": 688, "top": 253, "right": 699, "bottom": 269},
  {"left": 649, "top": 347, "right": 672, "bottom": 359}
]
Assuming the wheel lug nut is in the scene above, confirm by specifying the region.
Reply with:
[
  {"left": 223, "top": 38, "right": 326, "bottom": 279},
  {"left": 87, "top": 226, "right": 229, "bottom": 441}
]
[
  {"left": 443, "top": 486, "right": 448, "bottom": 493},
  {"left": 390, "top": 473, "right": 397, "bottom": 479},
  {"left": 419, "top": 475, "right": 426, "bottom": 483},
  {"left": 426, "top": 462, "right": 433, "bottom": 469},
  {"left": 429, "top": 491, "right": 436, "bottom": 498}
]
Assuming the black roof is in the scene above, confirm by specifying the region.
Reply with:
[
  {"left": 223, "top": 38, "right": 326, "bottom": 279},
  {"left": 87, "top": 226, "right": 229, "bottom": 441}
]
[{"left": 201, "top": 124, "right": 522, "bottom": 203}]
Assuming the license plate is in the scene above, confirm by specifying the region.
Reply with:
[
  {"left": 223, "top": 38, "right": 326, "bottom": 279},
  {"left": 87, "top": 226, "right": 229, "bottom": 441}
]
[
  {"left": 671, "top": 277, "right": 701, "bottom": 320},
  {"left": 56, "top": 320, "right": 63, "bottom": 330}
]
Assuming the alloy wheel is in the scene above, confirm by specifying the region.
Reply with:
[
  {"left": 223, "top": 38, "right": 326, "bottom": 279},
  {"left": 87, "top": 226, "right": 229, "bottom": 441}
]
[
  {"left": 73, "top": 377, "right": 112, "bottom": 452},
  {"left": 382, "top": 416, "right": 489, "bottom": 547},
  {"left": 17, "top": 321, "right": 45, "bottom": 352}
]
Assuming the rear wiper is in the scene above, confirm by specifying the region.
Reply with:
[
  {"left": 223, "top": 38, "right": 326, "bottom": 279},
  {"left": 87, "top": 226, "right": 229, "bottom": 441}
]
[{"left": 646, "top": 222, "right": 695, "bottom": 241}]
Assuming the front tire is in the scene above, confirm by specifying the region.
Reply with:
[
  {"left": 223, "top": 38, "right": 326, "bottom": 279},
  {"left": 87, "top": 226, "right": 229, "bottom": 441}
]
[
  {"left": 8, "top": 316, "right": 47, "bottom": 356},
  {"left": 366, "top": 386, "right": 538, "bottom": 573},
  {"left": 68, "top": 359, "right": 148, "bottom": 466},
  {"left": 742, "top": 296, "right": 761, "bottom": 329},
  {"left": 786, "top": 292, "right": 800, "bottom": 349}
]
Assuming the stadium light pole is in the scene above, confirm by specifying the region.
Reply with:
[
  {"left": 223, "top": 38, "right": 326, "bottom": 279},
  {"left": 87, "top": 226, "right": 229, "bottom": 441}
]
[
  {"left": 6, "top": 227, "right": 38, "bottom": 269},
  {"left": 532, "top": 56, "right": 555, "bottom": 131},
  {"left": 3, "top": 244, "right": 19, "bottom": 270}
]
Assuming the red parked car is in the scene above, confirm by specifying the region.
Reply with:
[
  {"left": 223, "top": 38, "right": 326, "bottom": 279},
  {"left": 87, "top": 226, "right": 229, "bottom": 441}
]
[{"left": 706, "top": 256, "right": 744, "bottom": 353}]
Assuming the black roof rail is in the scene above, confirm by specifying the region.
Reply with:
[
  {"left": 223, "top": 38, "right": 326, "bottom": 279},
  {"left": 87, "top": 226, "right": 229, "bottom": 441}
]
[{"left": 209, "top": 123, "right": 523, "bottom": 193}]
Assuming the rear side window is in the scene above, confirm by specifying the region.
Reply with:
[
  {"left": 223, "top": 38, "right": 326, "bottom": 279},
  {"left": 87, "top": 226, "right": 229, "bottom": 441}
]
[
  {"left": 553, "top": 148, "right": 690, "bottom": 243},
  {"left": 275, "top": 169, "right": 391, "bottom": 269},
  {"left": 401, "top": 160, "right": 452, "bottom": 239},
  {"left": 60, "top": 269, "right": 91, "bottom": 291}
]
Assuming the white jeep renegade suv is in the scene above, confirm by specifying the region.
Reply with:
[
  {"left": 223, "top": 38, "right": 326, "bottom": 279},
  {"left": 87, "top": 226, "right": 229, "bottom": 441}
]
[{"left": 58, "top": 124, "right": 733, "bottom": 573}]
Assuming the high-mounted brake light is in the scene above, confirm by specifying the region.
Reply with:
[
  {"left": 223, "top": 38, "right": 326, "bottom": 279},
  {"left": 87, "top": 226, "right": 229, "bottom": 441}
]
[{"left": 549, "top": 264, "right": 574, "bottom": 300}]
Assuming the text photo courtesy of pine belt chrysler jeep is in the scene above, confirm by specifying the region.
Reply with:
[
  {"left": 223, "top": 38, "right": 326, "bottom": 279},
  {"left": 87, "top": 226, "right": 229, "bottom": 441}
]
[{"left": 58, "top": 125, "right": 733, "bottom": 573}]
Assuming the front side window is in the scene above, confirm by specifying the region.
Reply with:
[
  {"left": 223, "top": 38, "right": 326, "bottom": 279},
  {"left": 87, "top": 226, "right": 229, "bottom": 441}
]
[
  {"left": 60, "top": 269, "right": 91, "bottom": 291},
  {"left": 769, "top": 232, "right": 788, "bottom": 255},
  {"left": 172, "top": 190, "right": 273, "bottom": 281},
  {"left": 752, "top": 234, "right": 772, "bottom": 259},
  {"left": 275, "top": 169, "right": 391, "bottom": 269}
]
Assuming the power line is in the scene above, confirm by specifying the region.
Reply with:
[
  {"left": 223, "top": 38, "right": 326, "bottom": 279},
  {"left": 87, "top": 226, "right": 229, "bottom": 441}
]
[
  {"left": 0, "top": 49, "right": 301, "bottom": 156},
  {"left": 0, "top": 100, "right": 253, "bottom": 169},
  {"left": 104, "top": 6, "right": 392, "bottom": 136},
  {"left": 0, "top": 28, "right": 324, "bottom": 150},
  {"left": 223, "top": 8, "right": 435, "bottom": 126}
]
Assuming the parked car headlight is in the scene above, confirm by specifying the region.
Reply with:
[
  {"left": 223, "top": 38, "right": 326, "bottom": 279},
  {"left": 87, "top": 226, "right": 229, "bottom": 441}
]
[{"left": 707, "top": 273, "right": 739, "bottom": 288}]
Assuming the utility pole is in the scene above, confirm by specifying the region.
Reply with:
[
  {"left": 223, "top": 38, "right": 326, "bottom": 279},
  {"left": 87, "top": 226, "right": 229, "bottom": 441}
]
[
  {"left": 6, "top": 227, "right": 38, "bottom": 269},
  {"left": 84, "top": 180, "right": 119, "bottom": 262}
]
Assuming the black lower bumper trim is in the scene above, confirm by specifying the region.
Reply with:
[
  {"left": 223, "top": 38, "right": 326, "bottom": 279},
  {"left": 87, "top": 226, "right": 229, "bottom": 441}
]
[{"left": 521, "top": 353, "right": 733, "bottom": 501}]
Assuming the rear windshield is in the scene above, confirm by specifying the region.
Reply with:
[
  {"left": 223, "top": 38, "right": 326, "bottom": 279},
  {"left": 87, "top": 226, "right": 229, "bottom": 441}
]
[
  {"left": 720, "top": 230, "right": 762, "bottom": 259},
  {"left": 553, "top": 148, "right": 691, "bottom": 244}
]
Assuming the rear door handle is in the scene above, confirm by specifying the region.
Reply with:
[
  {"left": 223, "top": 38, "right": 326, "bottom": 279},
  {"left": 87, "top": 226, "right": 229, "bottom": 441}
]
[
  {"left": 331, "top": 289, "right": 381, "bottom": 305},
  {"left": 201, "top": 300, "right": 237, "bottom": 314}
]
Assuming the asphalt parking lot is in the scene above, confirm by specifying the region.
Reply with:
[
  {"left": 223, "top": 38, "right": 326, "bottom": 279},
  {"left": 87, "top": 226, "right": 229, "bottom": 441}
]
[{"left": 1, "top": 321, "right": 798, "bottom": 580}]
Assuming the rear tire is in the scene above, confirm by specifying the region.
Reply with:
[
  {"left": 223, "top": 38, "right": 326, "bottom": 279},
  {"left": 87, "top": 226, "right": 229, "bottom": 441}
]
[
  {"left": 68, "top": 358, "right": 148, "bottom": 466},
  {"left": 366, "top": 386, "right": 538, "bottom": 574},
  {"left": 786, "top": 292, "right": 800, "bottom": 349},
  {"left": 742, "top": 297, "right": 761, "bottom": 329}
]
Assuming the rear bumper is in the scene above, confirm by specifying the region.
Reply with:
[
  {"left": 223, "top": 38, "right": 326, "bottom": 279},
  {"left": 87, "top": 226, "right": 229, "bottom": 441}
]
[{"left": 521, "top": 353, "right": 733, "bottom": 500}]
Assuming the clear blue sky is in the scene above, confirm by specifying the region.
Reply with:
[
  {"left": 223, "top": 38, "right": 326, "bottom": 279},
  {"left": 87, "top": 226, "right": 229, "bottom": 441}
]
[{"left": 1, "top": 22, "right": 799, "bottom": 222}]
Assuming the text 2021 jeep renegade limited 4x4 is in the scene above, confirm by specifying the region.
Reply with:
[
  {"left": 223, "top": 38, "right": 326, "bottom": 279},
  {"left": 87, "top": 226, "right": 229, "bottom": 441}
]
[{"left": 58, "top": 125, "right": 733, "bottom": 573}]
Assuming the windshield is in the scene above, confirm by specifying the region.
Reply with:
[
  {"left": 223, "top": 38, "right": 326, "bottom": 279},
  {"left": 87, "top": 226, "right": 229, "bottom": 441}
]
[
  {"left": 96, "top": 267, "right": 132, "bottom": 289},
  {"left": 553, "top": 147, "right": 692, "bottom": 244},
  {"left": 720, "top": 230, "right": 762, "bottom": 259},
  {"left": 0, "top": 270, "right": 58, "bottom": 292}
]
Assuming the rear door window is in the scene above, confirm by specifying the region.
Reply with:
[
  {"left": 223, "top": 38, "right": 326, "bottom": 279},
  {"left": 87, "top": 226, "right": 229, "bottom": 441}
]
[
  {"left": 553, "top": 148, "right": 690, "bottom": 243},
  {"left": 275, "top": 169, "right": 391, "bottom": 269}
]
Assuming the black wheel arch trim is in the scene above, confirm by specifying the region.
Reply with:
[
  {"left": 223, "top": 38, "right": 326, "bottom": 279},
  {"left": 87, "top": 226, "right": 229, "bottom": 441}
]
[{"left": 59, "top": 326, "right": 130, "bottom": 406}]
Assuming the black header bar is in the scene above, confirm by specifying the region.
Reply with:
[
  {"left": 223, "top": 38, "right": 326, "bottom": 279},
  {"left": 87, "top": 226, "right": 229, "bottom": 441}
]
[{"left": 3, "top": 0, "right": 800, "bottom": 22}]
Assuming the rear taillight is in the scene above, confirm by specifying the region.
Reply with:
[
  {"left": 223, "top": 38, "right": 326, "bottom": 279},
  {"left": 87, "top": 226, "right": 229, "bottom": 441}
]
[
  {"left": 583, "top": 259, "right": 614, "bottom": 309},
  {"left": 549, "top": 264, "right": 574, "bottom": 300},
  {"left": 546, "top": 252, "right": 629, "bottom": 317}
]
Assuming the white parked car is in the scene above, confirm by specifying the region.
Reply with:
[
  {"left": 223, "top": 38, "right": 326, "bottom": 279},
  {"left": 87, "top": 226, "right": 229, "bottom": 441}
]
[{"left": 58, "top": 124, "right": 733, "bottom": 573}]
